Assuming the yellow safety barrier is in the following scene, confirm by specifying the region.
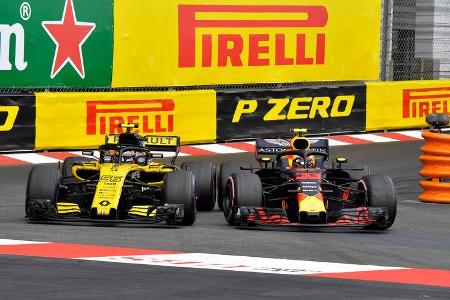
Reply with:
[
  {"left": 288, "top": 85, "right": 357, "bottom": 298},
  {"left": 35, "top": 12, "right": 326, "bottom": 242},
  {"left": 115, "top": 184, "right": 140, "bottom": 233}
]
[{"left": 419, "top": 130, "right": 450, "bottom": 203}]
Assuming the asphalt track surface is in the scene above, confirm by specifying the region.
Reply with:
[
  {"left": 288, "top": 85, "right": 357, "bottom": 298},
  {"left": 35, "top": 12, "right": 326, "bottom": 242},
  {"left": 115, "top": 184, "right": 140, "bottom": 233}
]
[{"left": 1, "top": 141, "right": 450, "bottom": 299}]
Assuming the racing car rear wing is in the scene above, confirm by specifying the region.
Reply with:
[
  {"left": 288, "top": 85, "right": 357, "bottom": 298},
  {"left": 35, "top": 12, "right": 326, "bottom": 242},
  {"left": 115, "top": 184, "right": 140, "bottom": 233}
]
[
  {"left": 143, "top": 135, "right": 180, "bottom": 153},
  {"left": 255, "top": 138, "right": 329, "bottom": 159}
]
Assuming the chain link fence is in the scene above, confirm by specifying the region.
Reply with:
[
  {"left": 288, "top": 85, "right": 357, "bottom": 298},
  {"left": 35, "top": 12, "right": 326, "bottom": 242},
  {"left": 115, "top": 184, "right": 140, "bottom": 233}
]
[
  {"left": 1, "top": 1, "right": 448, "bottom": 94},
  {"left": 381, "top": 0, "right": 450, "bottom": 81}
]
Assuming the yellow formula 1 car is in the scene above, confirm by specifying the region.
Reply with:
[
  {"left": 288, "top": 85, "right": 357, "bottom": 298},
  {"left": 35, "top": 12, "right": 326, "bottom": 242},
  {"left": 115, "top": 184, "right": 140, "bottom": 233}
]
[{"left": 25, "top": 124, "right": 216, "bottom": 225}]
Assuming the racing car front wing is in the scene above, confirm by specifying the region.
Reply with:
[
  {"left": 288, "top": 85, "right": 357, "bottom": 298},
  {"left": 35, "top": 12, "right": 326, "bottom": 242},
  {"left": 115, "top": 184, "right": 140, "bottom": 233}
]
[
  {"left": 26, "top": 199, "right": 184, "bottom": 225},
  {"left": 236, "top": 206, "right": 388, "bottom": 228}
]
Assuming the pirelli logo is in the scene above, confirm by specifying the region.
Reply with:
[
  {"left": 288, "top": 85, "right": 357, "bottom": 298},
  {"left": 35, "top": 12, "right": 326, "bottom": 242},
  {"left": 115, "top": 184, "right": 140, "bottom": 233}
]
[
  {"left": 178, "top": 5, "right": 328, "bottom": 68},
  {"left": 86, "top": 99, "right": 174, "bottom": 135},
  {"left": 403, "top": 87, "right": 450, "bottom": 118}
]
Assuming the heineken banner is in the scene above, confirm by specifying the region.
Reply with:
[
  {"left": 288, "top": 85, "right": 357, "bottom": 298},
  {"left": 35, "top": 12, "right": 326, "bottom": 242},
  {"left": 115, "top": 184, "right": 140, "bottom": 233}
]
[
  {"left": 0, "top": 94, "right": 36, "bottom": 150},
  {"left": 0, "top": 0, "right": 113, "bottom": 88},
  {"left": 216, "top": 85, "right": 366, "bottom": 141}
]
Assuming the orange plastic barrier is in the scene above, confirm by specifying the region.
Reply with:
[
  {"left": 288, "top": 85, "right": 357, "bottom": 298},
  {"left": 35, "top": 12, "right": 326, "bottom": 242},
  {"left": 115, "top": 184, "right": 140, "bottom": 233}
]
[{"left": 419, "top": 130, "right": 450, "bottom": 203}]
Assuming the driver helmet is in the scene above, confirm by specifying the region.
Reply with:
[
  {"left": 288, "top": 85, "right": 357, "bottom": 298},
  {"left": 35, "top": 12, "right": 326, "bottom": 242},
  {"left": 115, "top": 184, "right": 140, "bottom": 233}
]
[
  {"left": 291, "top": 155, "right": 316, "bottom": 169},
  {"left": 122, "top": 150, "right": 136, "bottom": 163},
  {"left": 292, "top": 156, "right": 305, "bottom": 168},
  {"left": 305, "top": 155, "right": 316, "bottom": 168}
]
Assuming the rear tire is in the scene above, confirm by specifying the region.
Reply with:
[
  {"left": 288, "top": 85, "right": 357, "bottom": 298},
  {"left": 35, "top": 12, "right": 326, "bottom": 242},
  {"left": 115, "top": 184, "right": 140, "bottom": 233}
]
[
  {"left": 224, "top": 172, "right": 262, "bottom": 225},
  {"left": 164, "top": 170, "right": 196, "bottom": 225},
  {"left": 361, "top": 175, "right": 397, "bottom": 230},
  {"left": 181, "top": 161, "right": 216, "bottom": 211},
  {"left": 218, "top": 162, "right": 251, "bottom": 211},
  {"left": 26, "top": 164, "right": 59, "bottom": 216}
]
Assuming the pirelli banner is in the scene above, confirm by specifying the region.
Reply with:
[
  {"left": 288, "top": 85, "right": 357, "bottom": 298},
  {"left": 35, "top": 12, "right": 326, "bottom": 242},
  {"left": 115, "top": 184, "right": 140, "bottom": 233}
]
[
  {"left": 0, "top": 94, "right": 36, "bottom": 150},
  {"left": 366, "top": 80, "right": 450, "bottom": 131},
  {"left": 217, "top": 84, "right": 366, "bottom": 141},
  {"left": 35, "top": 90, "right": 216, "bottom": 150},
  {"left": 113, "top": 0, "right": 381, "bottom": 87}
]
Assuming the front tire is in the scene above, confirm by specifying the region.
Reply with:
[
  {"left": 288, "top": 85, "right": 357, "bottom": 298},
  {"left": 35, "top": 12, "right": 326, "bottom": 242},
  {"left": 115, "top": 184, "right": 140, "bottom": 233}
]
[
  {"left": 361, "top": 175, "right": 397, "bottom": 230},
  {"left": 164, "top": 170, "right": 196, "bottom": 225},
  {"left": 224, "top": 172, "right": 262, "bottom": 225},
  {"left": 218, "top": 162, "right": 251, "bottom": 211},
  {"left": 26, "top": 164, "right": 60, "bottom": 216},
  {"left": 181, "top": 161, "right": 216, "bottom": 211}
]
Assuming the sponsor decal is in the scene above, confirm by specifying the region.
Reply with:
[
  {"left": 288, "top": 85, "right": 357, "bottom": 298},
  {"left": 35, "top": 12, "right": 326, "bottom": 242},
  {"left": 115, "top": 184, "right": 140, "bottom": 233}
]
[
  {"left": 42, "top": 0, "right": 96, "bottom": 79},
  {"left": 232, "top": 95, "right": 355, "bottom": 123},
  {"left": 99, "top": 200, "right": 111, "bottom": 207},
  {"left": 178, "top": 4, "right": 327, "bottom": 68},
  {"left": 402, "top": 87, "right": 450, "bottom": 118},
  {"left": 0, "top": 95, "right": 36, "bottom": 150},
  {"left": 0, "top": 0, "right": 112, "bottom": 87},
  {"left": 0, "top": 23, "right": 27, "bottom": 71},
  {"left": 145, "top": 136, "right": 178, "bottom": 146},
  {"left": 113, "top": 0, "right": 381, "bottom": 86},
  {"left": 0, "top": 106, "right": 19, "bottom": 131},
  {"left": 86, "top": 99, "right": 175, "bottom": 135},
  {"left": 100, "top": 175, "right": 122, "bottom": 182},
  {"left": 296, "top": 173, "right": 321, "bottom": 180},
  {"left": 35, "top": 90, "right": 215, "bottom": 150},
  {"left": 217, "top": 85, "right": 366, "bottom": 140}
]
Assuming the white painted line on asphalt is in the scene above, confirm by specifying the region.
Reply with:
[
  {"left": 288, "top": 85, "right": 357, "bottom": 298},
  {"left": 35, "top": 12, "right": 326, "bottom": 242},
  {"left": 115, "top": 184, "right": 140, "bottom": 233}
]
[
  {"left": 192, "top": 144, "right": 245, "bottom": 154},
  {"left": 398, "top": 130, "right": 424, "bottom": 139},
  {"left": 0, "top": 239, "right": 50, "bottom": 245},
  {"left": 81, "top": 252, "right": 402, "bottom": 276},
  {"left": 3, "top": 153, "right": 60, "bottom": 164},
  {"left": 348, "top": 134, "right": 397, "bottom": 143},
  {"left": 327, "top": 139, "right": 350, "bottom": 146}
]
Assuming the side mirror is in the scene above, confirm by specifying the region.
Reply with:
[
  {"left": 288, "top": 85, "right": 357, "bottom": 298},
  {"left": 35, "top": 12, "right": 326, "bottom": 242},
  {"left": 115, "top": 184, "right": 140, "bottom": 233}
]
[
  {"left": 336, "top": 157, "right": 348, "bottom": 169},
  {"left": 258, "top": 156, "right": 271, "bottom": 168},
  {"left": 82, "top": 150, "right": 94, "bottom": 156}
]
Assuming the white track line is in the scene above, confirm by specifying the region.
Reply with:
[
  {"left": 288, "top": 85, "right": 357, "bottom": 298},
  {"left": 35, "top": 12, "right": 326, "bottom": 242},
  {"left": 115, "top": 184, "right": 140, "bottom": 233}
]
[
  {"left": 0, "top": 239, "right": 49, "bottom": 245},
  {"left": 191, "top": 144, "right": 245, "bottom": 154},
  {"left": 398, "top": 130, "right": 424, "bottom": 139},
  {"left": 326, "top": 139, "right": 350, "bottom": 146},
  {"left": 3, "top": 153, "right": 60, "bottom": 164},
  {"left": 81, "top": 252, "right": 403, "bottom": 276},
  {"left": 348, "top": 133, "right": 398, "bottom": 143}
]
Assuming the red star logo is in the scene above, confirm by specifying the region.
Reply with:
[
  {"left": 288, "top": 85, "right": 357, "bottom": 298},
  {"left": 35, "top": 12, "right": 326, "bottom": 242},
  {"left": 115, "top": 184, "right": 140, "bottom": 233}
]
[{"left": 42, "top": 0, "right": 95, "bottom": 79}]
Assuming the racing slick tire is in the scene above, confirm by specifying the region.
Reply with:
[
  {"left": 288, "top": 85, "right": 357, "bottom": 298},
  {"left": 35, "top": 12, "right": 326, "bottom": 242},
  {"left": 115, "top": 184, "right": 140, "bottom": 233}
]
[
  {"left": 361, "top": 175, "right": 397, "bottom": 230},
  {"left": 224, "top": 172, "right": 262, "bottom": 225},
  {"left": 164, "top": 170, "right": 196, "bottom": 225},
  {"left": 218, "top": 162, "right": 252, "bottom": 211},
  {"left": 26, "top": 164, "right": 60, "bottom": 217},
  {"left": 181, "top": 161, "right": 216, "bottom": 211},
  {"left": 61, "top": 156, "right": 94, "bottom": 178}
]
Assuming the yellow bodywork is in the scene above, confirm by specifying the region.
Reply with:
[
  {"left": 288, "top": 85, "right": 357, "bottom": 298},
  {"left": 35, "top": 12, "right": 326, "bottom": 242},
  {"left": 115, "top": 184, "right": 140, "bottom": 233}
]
[
  {"left": 57, "top": 202, "right": 81, "bottom": 214},
  {"left": 298, "top": 195, "right": 326, "bottom": 214},
  {"left": 70, "top": 161, "right": 174, "bottom": 217},
  {"left": 128, "top": 205, "right": 157, "bottom": 217}
]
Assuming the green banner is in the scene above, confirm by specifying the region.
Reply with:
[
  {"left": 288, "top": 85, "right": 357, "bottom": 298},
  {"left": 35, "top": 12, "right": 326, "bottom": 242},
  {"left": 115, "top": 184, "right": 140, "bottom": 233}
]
[{"left": 0, "top": 0, "right": 112, "bottom": 87}]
